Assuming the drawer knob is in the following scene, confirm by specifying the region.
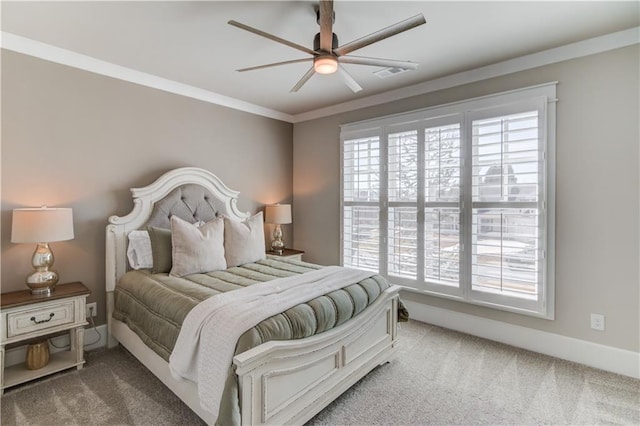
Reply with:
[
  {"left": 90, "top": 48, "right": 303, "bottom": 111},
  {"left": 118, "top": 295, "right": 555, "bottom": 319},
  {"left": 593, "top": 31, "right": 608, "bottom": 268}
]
[{"left": 30, "top": 313, "right": 55, "bottom": 324}]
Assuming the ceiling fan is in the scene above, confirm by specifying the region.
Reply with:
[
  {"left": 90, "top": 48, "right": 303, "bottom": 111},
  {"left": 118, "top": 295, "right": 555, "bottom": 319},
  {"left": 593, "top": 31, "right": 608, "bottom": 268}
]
[{"left": 228, "top": 0, "right": 426, "bottom": 93}]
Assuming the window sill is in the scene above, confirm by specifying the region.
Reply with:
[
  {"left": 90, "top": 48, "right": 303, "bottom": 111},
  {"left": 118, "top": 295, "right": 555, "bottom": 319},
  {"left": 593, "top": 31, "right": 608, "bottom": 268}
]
[{"left": 397, "top": 285, "right": 554, "bottom": 320}]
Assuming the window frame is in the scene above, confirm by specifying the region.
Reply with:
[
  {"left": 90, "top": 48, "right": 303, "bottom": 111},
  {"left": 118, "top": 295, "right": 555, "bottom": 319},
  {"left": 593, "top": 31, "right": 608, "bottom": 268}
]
[{"left": 340, "top": 83, "right": 557, "bottom": 319}]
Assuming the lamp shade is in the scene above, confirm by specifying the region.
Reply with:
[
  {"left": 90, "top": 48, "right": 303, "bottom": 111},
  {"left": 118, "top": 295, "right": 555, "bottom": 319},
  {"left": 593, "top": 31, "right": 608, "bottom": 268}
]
[
  {"left": 314, "top": 55, "right": 338, "bottom": 74},
  {"left": 11, "top": 207, "right": 74, "bottom": 243},
  {"left": 264, "top": 204, "right": 292, "bottom": 225}
]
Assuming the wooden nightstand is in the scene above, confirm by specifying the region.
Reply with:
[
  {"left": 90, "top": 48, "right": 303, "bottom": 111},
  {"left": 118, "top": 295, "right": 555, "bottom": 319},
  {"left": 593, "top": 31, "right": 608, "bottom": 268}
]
[
  {"left": 0, "top": 282, "right": 90, "bottom": 393},
  {"left": 267, "top": 248, "right": 305, "bottom": 261}
]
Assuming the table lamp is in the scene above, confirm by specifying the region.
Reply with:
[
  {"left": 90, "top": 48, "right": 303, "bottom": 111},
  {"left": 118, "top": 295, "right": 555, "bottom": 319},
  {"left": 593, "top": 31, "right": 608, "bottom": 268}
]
[
  {"left": 11, "top": 207, "right": 74, "bottom": 295},
  {"left": 265, "top": 204, "right": 292, "bottom": 255}
]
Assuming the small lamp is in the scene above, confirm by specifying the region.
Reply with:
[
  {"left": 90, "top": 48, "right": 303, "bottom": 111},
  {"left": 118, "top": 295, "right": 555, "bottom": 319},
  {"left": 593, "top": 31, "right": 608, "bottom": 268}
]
[
  {"left": 265, "top": 204, "right": 292, "bottom": 255},
  {"left": 11, "top": 207, "right": 74, "bottom": 295}
]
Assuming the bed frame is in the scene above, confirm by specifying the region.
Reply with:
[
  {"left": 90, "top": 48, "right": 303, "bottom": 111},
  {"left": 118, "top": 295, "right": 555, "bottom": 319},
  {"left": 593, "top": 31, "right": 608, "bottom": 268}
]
[{"left": 105, "top": 167, "right": 400, "bottom": 425}]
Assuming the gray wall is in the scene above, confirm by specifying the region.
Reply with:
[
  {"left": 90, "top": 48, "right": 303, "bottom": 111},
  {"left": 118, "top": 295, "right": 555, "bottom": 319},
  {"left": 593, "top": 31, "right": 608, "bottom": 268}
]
[
  {"left": 1, "top": 51, "right": 294, "bottom": 325},
  {"left": 293, "top": 45, "right": 639, "bottom": 352}
]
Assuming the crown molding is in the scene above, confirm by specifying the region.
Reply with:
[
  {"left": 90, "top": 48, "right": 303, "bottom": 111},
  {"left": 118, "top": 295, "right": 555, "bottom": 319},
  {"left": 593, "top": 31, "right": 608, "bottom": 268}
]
[
  {"left": 292, "top": 26, "right": 640, "bottom": 123},
  {"left": 0, "top": 32, "right": 295, "bottom": 123},
  {"left": 2, "top": 27, "right": 638, "bottom": 125}
]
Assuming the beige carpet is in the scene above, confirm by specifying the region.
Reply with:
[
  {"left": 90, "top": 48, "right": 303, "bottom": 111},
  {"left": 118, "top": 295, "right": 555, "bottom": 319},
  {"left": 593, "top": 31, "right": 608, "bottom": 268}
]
[{"left": 2, "top": 320, "right": 638, "bottom": 425}]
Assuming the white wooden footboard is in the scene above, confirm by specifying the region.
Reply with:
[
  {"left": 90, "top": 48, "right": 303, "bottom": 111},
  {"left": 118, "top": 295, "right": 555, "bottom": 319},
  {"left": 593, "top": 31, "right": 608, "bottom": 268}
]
[
  {"left": 109, "top": 285, "right": 399, "bottom": 425},
  {"left": 234, "top": 286, "right": 400, "bottom": 426}
]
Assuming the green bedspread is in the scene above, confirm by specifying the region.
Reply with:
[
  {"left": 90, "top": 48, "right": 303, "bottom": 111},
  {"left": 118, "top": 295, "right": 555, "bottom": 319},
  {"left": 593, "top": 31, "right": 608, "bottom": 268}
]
[{"left": 113, "top": 257, "right": 407, "bottom": 424}]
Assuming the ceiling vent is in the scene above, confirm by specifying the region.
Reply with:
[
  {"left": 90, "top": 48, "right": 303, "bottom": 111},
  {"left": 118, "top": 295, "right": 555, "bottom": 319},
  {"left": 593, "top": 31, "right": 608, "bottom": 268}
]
[{"left": 373, "top": 67, "right": 411, "bottom": 79}]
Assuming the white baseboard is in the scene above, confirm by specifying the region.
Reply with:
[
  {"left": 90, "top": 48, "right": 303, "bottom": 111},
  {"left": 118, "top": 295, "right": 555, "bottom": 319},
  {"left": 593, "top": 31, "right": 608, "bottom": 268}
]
[
  {"left": 4, "top": 324, "right": 107, "bottom": 368},
  {"left": 403, "top": 299, "right": 640, "bottom": 379}
]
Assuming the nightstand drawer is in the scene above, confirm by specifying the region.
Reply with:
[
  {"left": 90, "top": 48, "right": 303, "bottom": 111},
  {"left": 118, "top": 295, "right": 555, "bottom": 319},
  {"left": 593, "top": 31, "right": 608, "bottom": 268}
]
[{"left": 6, "top": 300, "right": 75, "bottom": 338}]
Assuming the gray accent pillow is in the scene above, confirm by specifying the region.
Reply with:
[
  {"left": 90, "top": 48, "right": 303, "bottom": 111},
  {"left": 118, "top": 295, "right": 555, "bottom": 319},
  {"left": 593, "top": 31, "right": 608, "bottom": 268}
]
[
  {"left": 148, "top": 226, "right": 173, "bottom": 274},
  {"left": 224, "top": 212, "right": 266, "bottom": 267},
  {"left": 170, "top": 216, "right": 226, "bottom": 277}
]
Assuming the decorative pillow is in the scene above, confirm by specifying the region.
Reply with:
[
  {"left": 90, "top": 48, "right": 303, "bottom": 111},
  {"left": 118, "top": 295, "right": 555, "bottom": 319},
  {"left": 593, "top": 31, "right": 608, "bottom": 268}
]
[
  {"left": 170, "top": 216, "right": 226, "bottom": 277},
  {"left": 224, "top": 212, "right": 266, "bottom": 267},
  {"left": 126, "top": 230, "right": 153, "bottom": 270},
  {"left": 148, "top": 226, "right": 173, "bottom": 274},
  {"left": 147, "top": 220, "right": 213, "bottom": 274}
]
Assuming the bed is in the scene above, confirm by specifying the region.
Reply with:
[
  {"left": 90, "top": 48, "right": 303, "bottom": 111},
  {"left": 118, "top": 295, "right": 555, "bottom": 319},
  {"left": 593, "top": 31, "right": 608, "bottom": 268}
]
[{"left": 105, "top": 167, "right": 402, "bottom": 425}]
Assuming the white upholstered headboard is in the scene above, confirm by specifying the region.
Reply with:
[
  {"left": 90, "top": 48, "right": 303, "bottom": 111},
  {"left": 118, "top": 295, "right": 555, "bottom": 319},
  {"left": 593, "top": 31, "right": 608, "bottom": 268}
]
[{"left": 105, "top": 167, "right": 249, "bottom": 294}]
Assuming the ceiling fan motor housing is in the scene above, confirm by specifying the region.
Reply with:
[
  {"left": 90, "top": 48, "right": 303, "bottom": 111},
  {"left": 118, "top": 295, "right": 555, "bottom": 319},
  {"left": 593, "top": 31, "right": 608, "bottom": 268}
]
[{"left": 314, "top": 32, "right": 339, "bottom": 52}]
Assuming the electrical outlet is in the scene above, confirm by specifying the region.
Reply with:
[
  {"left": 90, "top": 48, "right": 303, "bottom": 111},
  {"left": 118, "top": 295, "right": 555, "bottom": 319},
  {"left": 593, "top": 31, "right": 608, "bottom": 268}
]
[
  {"left": 87, "top": 302, "right": 97, "bottom": 318},
  {"left": 590, "top": 313, "right": 605, "bottom": 331}
]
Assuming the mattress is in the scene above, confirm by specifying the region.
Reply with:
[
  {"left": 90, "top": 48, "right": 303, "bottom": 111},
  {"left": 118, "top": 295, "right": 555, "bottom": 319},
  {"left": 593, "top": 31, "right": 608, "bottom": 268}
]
[
  {"left": 113, "top": 257, "right": 406, "bottom": 423},
  {"left": 113, "top": 257, "right": 406, "bottom": 359}
]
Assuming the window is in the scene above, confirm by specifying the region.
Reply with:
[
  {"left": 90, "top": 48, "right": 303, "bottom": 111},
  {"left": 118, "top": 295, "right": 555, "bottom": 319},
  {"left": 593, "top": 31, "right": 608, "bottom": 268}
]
[{"left": 341, "top": 84, "right": 556, "bottom": 318}]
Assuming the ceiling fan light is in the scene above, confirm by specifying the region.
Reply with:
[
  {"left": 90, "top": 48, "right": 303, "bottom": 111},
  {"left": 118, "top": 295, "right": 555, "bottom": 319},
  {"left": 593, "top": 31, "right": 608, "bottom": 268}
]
[{"left": 314, "top": 55, "right": 338, "bottom": 74}]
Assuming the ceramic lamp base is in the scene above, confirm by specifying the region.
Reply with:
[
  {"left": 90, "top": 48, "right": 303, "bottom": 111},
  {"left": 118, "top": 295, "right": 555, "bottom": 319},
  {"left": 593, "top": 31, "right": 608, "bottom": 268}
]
[
  {"left": 26, "top": 242, "right": 59, "bottom": 295},
  {"left": 26, "top": 273, "right": 58, "bottom": 295},
  {"left": 271, "top": 240, "right": 285, "bottom": 255},
  {"left": 271, "top": 224, "right": 285, "bottom": 255}
]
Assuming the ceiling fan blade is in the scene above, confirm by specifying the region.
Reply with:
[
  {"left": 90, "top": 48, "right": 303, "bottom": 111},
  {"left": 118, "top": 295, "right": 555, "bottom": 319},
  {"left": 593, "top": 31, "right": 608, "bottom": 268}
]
[
  {"left": 339, "top": 55, "right": 419, "bottom": 70},
  {"left": 228, "top": 20, "right": 317, "bottom": 56},
  {"left": 333, "top": 14, "right": 426, "bottom": 57},
  {"left": 290, "top": 67, "right": 316, "bottom": 93},
  {"left": 319, "top": 0, "right": 334, "bottom": 52},
  {"left": 237, "top": 58, "right": 313, "bottom": 72},
  {"left": 338, "top": 65, "right": 363, "bottom": 93}
]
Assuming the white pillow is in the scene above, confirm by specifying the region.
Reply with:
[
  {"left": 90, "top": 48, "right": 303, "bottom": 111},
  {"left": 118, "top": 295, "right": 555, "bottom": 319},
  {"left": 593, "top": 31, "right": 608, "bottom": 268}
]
[
  {"left": 170, "top": 216, "right": 226, "bottom": 277},
  {"left": 127, "top": 230, "right": 153, "bottom": 270},
  {"left": 224, "top": 212, "right": 266, "bottom": 267}
]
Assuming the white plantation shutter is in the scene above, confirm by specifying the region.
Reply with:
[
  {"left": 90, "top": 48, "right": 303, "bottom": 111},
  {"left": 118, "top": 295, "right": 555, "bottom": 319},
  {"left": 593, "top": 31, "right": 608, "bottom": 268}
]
[
  {"left": 343, "top": 206, "right": 379, "bottom": 272},
  {"left": 468, "top": 102, "right": 547, "bottom": 313},
  {"left": 424, "top": 123, "right": 461, "bottom": 288},
  {"left": 341, "top": 84, "right": 555, "bottom": 318},
  {"left": 425, "top": 208, "right": 460, "bottom": 286},
  {"left": 472, "top": 111, "right": 540, "bottom": 204},
  {"left": 388, "top": 206, "right": 418, "bottom": 278},
  {"left": 342, "top": 135, "right": 381, "bottom": 272},
  {"left": 343, "top": 136, "right": 380, "bottom": 203},
  {"left": 388, "top": 130, "right": 418, "bottom": 279}
]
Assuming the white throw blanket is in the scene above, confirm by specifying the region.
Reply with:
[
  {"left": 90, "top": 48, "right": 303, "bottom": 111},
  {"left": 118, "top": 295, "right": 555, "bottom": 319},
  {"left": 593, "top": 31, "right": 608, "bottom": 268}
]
[{"left": 169, "top": 266, "right": 374, "bottom": 419}]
